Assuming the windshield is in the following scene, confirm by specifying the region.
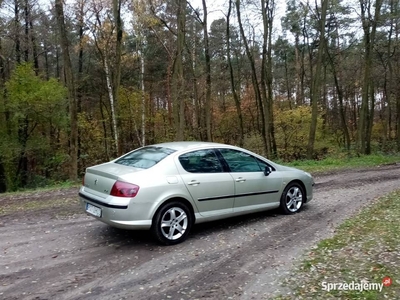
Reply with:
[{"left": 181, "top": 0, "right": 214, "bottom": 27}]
[{"left": 115, "top": 146, "right": 176, "bottom": 169}]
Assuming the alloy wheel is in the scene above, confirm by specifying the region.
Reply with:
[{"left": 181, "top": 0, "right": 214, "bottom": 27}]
[{"left": 160, "top": 207, "right": 188, "bottom": 241}]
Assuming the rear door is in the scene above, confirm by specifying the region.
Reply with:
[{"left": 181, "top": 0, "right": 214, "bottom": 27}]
[{"left": 176, "top": 149, "right": 235, "bottom": 217}]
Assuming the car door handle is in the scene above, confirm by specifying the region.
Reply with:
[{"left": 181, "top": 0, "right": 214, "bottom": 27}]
[
  {"left": 235, "top": 177, "right": 246, "bottom": 182},
  {"left": 187, "top": 180, "right": 200, "bottom": 186}
]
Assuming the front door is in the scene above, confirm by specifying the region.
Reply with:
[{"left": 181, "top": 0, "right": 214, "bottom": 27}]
[{"left": 218, "top": 148, "right": 282, "bottom": 211}]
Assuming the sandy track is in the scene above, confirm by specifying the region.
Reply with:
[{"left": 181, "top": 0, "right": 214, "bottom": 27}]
[{"left": 0, "top": 164, "right": 399, "bottom": 299}]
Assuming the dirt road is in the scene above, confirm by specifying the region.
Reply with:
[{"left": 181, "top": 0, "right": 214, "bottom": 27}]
[{"left": 1, "top": 164, "right": 399, "bottom": 300}]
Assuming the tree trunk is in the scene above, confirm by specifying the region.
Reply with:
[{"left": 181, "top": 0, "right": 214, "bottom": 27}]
[
  {"left": 113, "top": 0, "right": 123, "bottom": 154},
  {"left": 202, "top": 0, "right": 212, "bottom": 141},
  {"left": 14, "top": 0, "right": 21, "bottom": 64},
  {"left": 265, "top": 0, "right": 277, "bottom": 157},
  {"left": 100, "top": 97, "right": 110, "bottom": 161},
  {"left": 358, "top": 0, "right": 383, "bottom": 154},
  {"left": 172, "top": 0, "right": 186, "bottom": 141},
  {"left": 77, "top": 0, "right": 85, "bottom": 167},
  {"left": 294, "top": 33, "right": 302, "bottom": 105},
  {"left": 16, "top": 117, "right": 29, "bottom": 187},
  {"left": 104, "top": 55, "right": 119, "bottom": 153},
  {"left": 24, "top": 0, "right": 29, "bottom": 62},
  {"left": 190, "top": 20, "right": 201, "bottom": 140},
  {"left": 55, "top": 0, "right": 78, "bottom": 181},
  {"left": 326, "top": 37, "right": 351, "bottom": 151},
  {"left": 397, "top": 51, "right": 400, "bottom": 151},
  {"left": 236, "top": 0, "right": 267, "bottom": 155},
  {"left": 307, "top": 0, "right": 328, "bottom": 159},
  {"left": 167, "top": 61, "right": 173, "bottom": 127},
  {"left": 0, "top": 155, "right": 6, "bottom": 193},
  {"left": 140, "top": 42, "right": 146, "bottom": 146},
  {"left": 29, "top": 11, "right": 39, "bottom": 72},
  {"left": 260, "top": 0, "right": 272, "bottom": 157},
  {"left": 227, "top": 0, "right": 244, "bottom": 146},
  {"left": 366, "top": 81, "right": 375, "bottom": 154},
  {"left": 1, "top": 37, "right": 11, "bottom": 136}
]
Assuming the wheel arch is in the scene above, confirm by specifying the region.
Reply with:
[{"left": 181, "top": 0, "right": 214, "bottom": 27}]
[
  {"left": 151, "top": 197, "right": 196, "bottom": 225},
  {"left": 285, "top": 179, "right": 307, "bottom": 202}
]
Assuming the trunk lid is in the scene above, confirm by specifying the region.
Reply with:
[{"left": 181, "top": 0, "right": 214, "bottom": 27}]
[{"left": 83, "top": 162, "right": 143, "bottom": 197}]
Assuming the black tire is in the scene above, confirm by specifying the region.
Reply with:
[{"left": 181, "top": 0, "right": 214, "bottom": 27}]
[
  {"left": 152, "top": 201, "right": 192, "bottom": 245},
  {"left": 280, "top": 182, "right": 304, "bottom": 215}
]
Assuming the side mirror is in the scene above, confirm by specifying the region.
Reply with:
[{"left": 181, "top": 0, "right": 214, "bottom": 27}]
[{"left": 264, "top": 166, "right": 272, "bottom": 176}]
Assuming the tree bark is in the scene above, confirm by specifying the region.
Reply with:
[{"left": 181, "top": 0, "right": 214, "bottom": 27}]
[
  {"left": 0, "top": 155, "right": 6, "bottom": 193},
  {"left": 55, "top": 0, "right": 78, "bottom": 181},
  {"left": 1, "top": 37, "right": 11, "bottom": 136},
  {"left": 24, "top": 0, "right": 29, "bottom": 62},
  {"left": 28, "top": 5, "right": 39, "bottom": 73},
  {"left": 172, "top": 0, "right": 186, "bottom": 141},
  {"left": 227, "top": 0, "right": 244, "bottom": 146},
  {"left": 140, "top": 42, "right": 146, "bottom": 146},
  {"left": 76, "top": 0, "right": 85, "bottom": 164},
  {"left": 265, "top": 0, "right": 277, "bottom": 157},
  {"left": 236, "top": 0, "right": 267, "bottom": 155},
  {"left": 325, "top": 30, "right": 351, "bottom": 151},
  {"left": 260, "top": 0, "right": 272, "bottom": 157},
  {"left": 202, "top": 0, "right": 212, "bottom": 141},
  {"left": 358, "top": 0, "right": 383, "bottom": 154},
  {"left": 15, "top": 0, "right": 21, "bottom": 64},
  {"left": 104, "top": 55, "right": 119, "bottom": 153},
  {"left": 113, "top": 0, "right": 123, "bottom": 154},
  {"left": 307, "top": 0, "right": 328, "bottom": 159}
]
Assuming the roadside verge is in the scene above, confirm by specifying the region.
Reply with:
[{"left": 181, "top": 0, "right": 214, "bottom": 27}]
[{"left": 275, "top": 190, "right": 400, "bottom": 299}]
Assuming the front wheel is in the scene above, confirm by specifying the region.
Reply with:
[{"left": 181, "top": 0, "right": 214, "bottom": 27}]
[
  {"left": 152, "top": 201, "right": 192, "bottom": 245},
  {"left": 280, "top": 183, "right": 304, "bottom": 214}
]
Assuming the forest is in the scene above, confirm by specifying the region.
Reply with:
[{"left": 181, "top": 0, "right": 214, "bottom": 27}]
[{"left": 0, "top": 0, "right": 399, "bottom": 192}]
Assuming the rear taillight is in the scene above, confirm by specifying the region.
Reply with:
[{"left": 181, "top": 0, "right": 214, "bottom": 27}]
[{"left": 110, "top": 181, "right": 140, "bottom": 197}]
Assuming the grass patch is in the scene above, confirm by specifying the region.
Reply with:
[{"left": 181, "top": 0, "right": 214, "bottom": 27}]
[
  {"left": 275, "top": 190, "right": 400, "bottom": 299},
  {"left": 2, "top": 180, "right": 80, "bottom": 196},
  {"left": 283, "top": 153, "right": 400, "bottom": 173},
  {"left": 0, "top": 197, "right": 79, "bottom": 216}
]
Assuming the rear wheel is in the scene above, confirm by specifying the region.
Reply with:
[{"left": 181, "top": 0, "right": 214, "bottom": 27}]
[
  {"left": 152, "top": 201, "right": 192, "bottom": 245},
  {"left": 280, "top": 182, "right": 304, "bottom": 214}
]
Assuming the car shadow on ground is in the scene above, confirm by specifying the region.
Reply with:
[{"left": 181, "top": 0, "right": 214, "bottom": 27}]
[
  {"left": 190, "top": 205, "right": 310, "bottom": 236},
  {"left": 85, "top": 205, "right": 311, "bottom": 249}
]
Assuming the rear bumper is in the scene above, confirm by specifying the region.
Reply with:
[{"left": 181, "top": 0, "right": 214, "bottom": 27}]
[
  {"left": 79, "top": 192, "right": 128, "bottom": 209},
  {"left": 79, "top": 191, "right": 152, "bottom": 230}
]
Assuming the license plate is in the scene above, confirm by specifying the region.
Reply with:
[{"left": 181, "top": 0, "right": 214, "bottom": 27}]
[{"left": 86, "top": 203, "right": 102, "bottom": 217}]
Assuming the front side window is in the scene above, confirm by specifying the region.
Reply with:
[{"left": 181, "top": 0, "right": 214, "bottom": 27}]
[
  {"left": 219, "top": 149, "right": 262, "bottom": 172},
  {"left": 115, "top": 146, "right": 176, "bottom": 169},
  {"left": 179, "top": 149, "right": 223, "bottom": 173}
]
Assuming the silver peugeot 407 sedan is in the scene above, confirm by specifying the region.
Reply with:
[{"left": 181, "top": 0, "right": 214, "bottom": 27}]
[{"left": 79, "top": 142, "right": 314, "bottom": 245}]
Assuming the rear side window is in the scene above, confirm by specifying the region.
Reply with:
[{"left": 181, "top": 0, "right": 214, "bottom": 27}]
[
  {"left": 115, "top": 146, "right": 176, "bottom": 169},
  {"left": 179, "top": 149, "right": 223, "bottom": 173}
]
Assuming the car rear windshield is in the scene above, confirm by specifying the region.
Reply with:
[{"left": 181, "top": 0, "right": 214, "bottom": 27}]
[{"left": 115, "top": 146, "right": 176, "bottom": 169}]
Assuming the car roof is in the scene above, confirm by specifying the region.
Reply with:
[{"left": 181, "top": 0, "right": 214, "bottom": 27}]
[{"left": 151, "top": 141, "right": 233, "bottom": 151}]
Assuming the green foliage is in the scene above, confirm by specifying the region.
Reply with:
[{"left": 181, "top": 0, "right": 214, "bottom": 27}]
[
  {"left": 284, "top": 153, "right": 400, "bottom": 173},
  {"left": 118, "top": 87, "right": 144, "bottom": 151},
  {"left": 6, "top": 63, "right": 67, "bottom": 127},
  {"left": 274, "top": 106, "right": 326, "bottom": 160},
  {"left": 215, "top": 106, "right": 243, "bottom": 145},
  {"left": 1, "top": 63, "right": 69, "bottom": 191},
  {"left": 243, "top": 133, "right": 265, "bottom": 156},
  {"left": 78, "top": 111, "right": 110, "bottom": 168}
]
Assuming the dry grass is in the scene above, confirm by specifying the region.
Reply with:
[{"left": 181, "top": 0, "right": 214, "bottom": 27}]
[{"left": 275, "top": 190, "right": 400, "bottom": 299}]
